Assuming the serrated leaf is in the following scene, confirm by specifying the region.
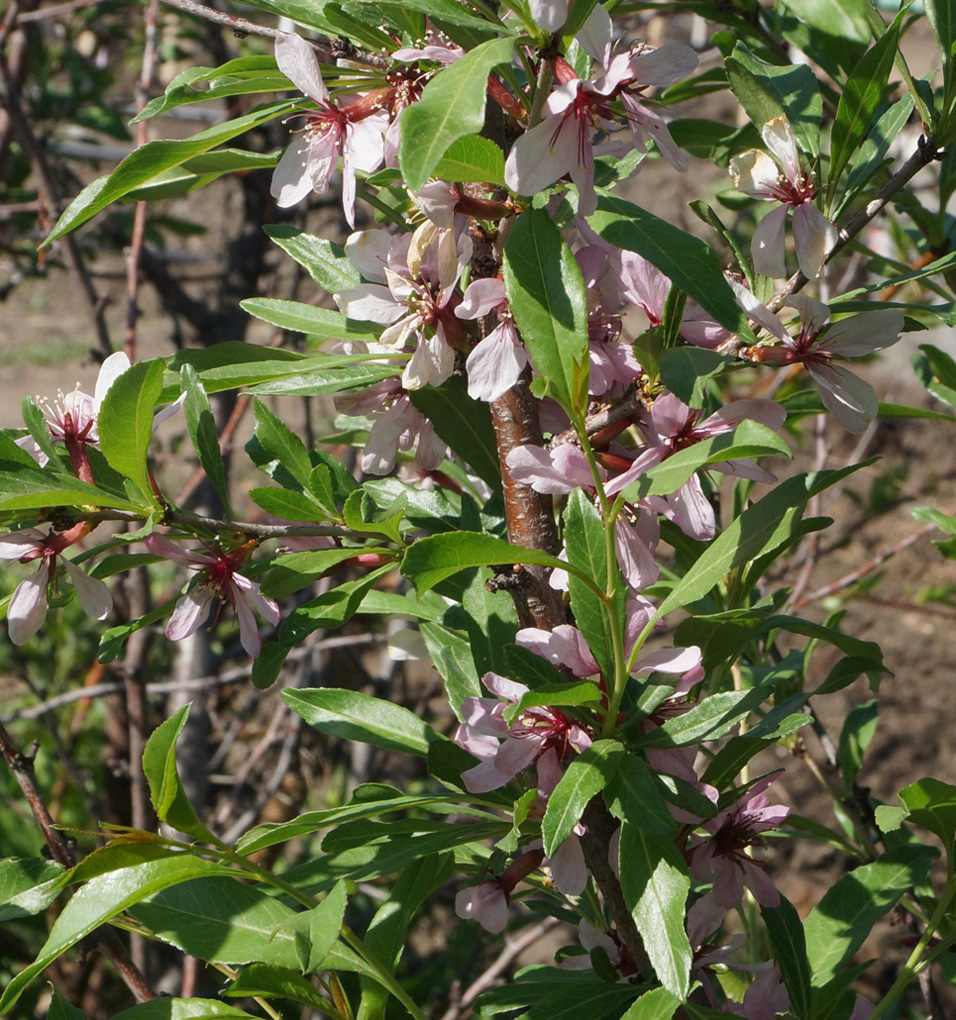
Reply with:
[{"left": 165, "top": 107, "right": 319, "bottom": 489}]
[
  {"left": 142, "top": 706, "right": 220, "bottom": 844},
  {"left": 619, "top": 824, "right": 691, "bottom": 997},
  {"left": 263, "top": 226, "right": 361, "bottom": 294},
  {"left": 46, "top": 101, "right": 296, "bottom": 242},
  {"left": 98, "top": 359, "right": 164, "bottom": 504},
  {"left": 433, "top": 134, "right": 506, "bottom": 186},
  {"left": 0, "top": 854, "right": 236, "bottom": 1014},
  {"left": 181, "top": 365, "right": 232, "bottom": 516},
  {"left": 409, "top": 375, "right": 501, "bottom": 494},
  {"left": 399, "top": 37, "right": 516, "bottom": 192},
  {"left": 284, "top": 687, "right": 445, "bottom": 757},
  {"left": 503, "top": 208, "right": 590, "bottom": 417},
  {"left": 543, "top": 740, "right": 623, "bottom": 856},
  {"left": 241, "top": 298, "right": 383, "bottom": 343},
  {"left": 589, "top": 196, "right": 754, "bottom": 341},
  {"left": 804, "top": 846, "right": 936, "bottom": 986},
  {"left": 401, "top": 532, "right": 573, "bottom": 593},
  {"left": 606, "top": 754, "right": 676, "bottom": 836}
]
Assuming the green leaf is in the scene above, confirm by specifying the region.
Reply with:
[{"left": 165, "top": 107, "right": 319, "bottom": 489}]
[
  {"left": 0, "top": 857, "right": 64, "bottom": 921},
  {"left": 263, "top": 226, "right": 361, "bottom": 294},
  {"left": 46, "top": 101, "right": 296, "bottom": 242},
  {"left": 620, "top": 987, "right": 681, "bottom": 1020},
  {"left": 240, "top": 298, "right": 384, "bottom": 344},
  {"left": 401, "top": 532, "right": 573, "bottom": 593},
  {"left": 503, "top": 208, "right": 590, "bottom": 416},
  {"left": 659, "top": 348, "right": 732, "bottom": 407},
  {"left": 620, "top": 421, "right": 791, "bottom": 502},
  {"left": 724, "top": 43, "right": 822, "bottom": 156},
  {"left": 129, "top": 876, "right": 307, "bottom": 968},
  {"left": 837, "top": 700, "right": 878, "bottom": 795},
  {"left": 420, "top": 621, "right": 482, "bottom": 721},
  {"left": 635, "top": 690, "right": 761, "bottom": 748},
  {"left": 361, "top": 0, "right": 495, "bottom": 31},
  {"left": 655, "top": 466, "right": 863, "bottom": 619},
  {"left": 249, "top": 487, "right": 335, "bottom": 524},
  {"left": 606, "top": 754, "right": 676, "bottom": 837},
  {"left": 98, "top": 359, "right": 164, "bottom": 504},
  {"left": 261, "top": 549, "right": 383, "bottom": 598},
  {"left": 589, "top": 196, "right": 755, "bottom": 341},
  {"left": 828, "top": 13, "right": 903, "bottom": 204},
  {"left": 278, "top": 566, "right": 392, "bottom": 643},
  {"left": 409, "top": 375, "right": 501, "bottom": 493},
  {"left": 543, "top": 740, "right": 623, "bottom": 856},
  {"left": 49, "top": 988, "right": 90, "bottom": 1020},
  {"left": 474, "top": 966, "right": 639, "bottom": 1020},
  {"left": 224, "top": 964, "right": 329, "bottom": 1009},
  {"left": 926, "top": 0, "right": 956, "bottom": 78},
  {"left": 563, "top": 488, "right": 624, "bottom": 681},
  {"left": 0, "top": 853, "right": 236, "bottom": 1014},
  {"left": 803, "top": 846, "right": 936, "bottom": 986},
  {"left": 283, "top": 687, "right": 446, "bottom": 757},
  {"left": 142, "top": 706, "right": 220, "bottom": 845},
  {"left": 123, "top": 150, "right": 280, "bottom": 202},
  {"left": 433, "top": 134, "right": 506, "bottom": 186},
  {"left": 398, "top": 37, "right": 516, "bottom": 192},
  {"left": 113, "top": 1000, "right": 258, "bottom": 1020},
  {"left": 762, "top": 895, "right": 812, "bottom": 1020},
  {"left": 0, "top": 467, "right": 146, "bottom": 513},
  {"left": 619, "top": 824, "right": 692, "bottom": 998},
  {"left": 252, "top": 399, "right": 313, "bottom": 490},
  {"left": 250, "top": 363, "right": 400, "bottom": 396},
  {"left": 20, "top": 398, "right": 57, "bottom": 466},
  {"left": 133, "top": 56, "right": 287, "bottom": 121},
  {"left": 181, "top": 365, "right": 232, "bottom": 516},
  {"left": 877, "top": 778, "right": 956, "bottom": 853}
]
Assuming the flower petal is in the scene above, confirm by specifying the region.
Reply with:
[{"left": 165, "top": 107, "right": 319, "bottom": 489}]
[
  {"left": 751, "top": 203, "right": 789, "bottom": 280},
  {"left": 275, "top": 32, "right": 328, "bottom": 103},
  {"left": 8, "top": 564, "right": 50, "bottom": 645},
  {"left": 63, "top": 560, "right": 112, "bottom": 620},
  {"left": 792, "top": 202, "right": 838, "bottom": 280}
]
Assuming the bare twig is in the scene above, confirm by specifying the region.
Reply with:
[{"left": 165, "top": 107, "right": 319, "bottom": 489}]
[
  {"left": 438, "top": 917, "right": 561, "bottom": 1020},
  {"left": 2, "top": 634, "right": 383, "bottom": 723},
  {"left": 17, "top": 0, "right": 100, "bottom": 22},
  {"left": 0, "top": 47, "right": 114, "bottom": 357},
  {"left": 124, "top": 0, "right": 160, "bottom": 363}
]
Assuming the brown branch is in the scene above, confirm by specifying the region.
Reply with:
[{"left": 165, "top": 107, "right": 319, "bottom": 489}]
[
  {"left": 0, "top": 47, "right": 113, "bottom": 358},
  {"left": 16, "top": 0, "right": 99, "bottom": 21}
]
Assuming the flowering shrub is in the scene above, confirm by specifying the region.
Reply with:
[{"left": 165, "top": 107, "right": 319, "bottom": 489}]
[{"left": 4, "top": 2, "right": 956, "bottom": 1020}]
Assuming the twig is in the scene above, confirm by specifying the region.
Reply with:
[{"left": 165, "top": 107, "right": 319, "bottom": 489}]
[
  {"left": 0, "top": 47, "right": 114, "bottom": 358},
  {"left": 790, "top": 518, "right": 940, "bottom": 611},
  {"left": 17, "top": 0, "right": 99, "bottom": 22},
  {"left": 438, "top": 916, "right": 560, "bottom": 1020},
  {"left": 214, "top": 700, "right": 288, "bottom": 827},
  {"left": 1, "top": 634, "right": 383, "bottom": 723},
  {"left": 124, "top": 0, "right": 160, "bottom": 363},
  {"left": 767, "top": 137, "right": 941, "bottom": 313}
]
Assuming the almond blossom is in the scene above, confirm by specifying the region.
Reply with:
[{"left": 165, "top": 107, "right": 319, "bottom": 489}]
[
  {"left": 730, "top": 115, "right": 838, "bottom": 279},
  {"left": 736, "top": 287, "right": 904, "bottom": 433},
  {"left": 455, "top": 277, "right": 528, "bottom": 402},
  {"left": 505, "top": 16, "right": 695, "bottom": 215},
  {"left": 145, "top": 534, "right": 280, "bottom": 659},
  {"left": 0, "top": 524, "right": 111, "bottom": 645},
  {"left": 271, "top": 33, "right": 388, "bottom": 226},
  {"left": 334, "top": 226, "right": 470, "bottom": 391},
  {"left": 454, "top": 848, "right": 545, "bottom": 933},
  {"left": 688, "top": 774, "right": 790, "bottom": 909}
]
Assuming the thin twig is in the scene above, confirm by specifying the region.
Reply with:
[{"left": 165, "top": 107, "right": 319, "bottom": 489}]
[
  {"left": 438, "top": 917, "right": 561, "bottom": 1020},
  {"left": 1, "top": 634, "right": 383, "bottom": 723},
  {"left": 0, "top": 47, "right": 114, "bottom": 357},
  {"left": 17, "top": 0, "right": 100, "bottom": 22}
]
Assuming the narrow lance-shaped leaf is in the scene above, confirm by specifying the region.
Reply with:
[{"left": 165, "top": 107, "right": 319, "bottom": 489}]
[
  {"left": 503, "top": 208, "right": 590, "bottom": 419},
  {"left": 542, "top": 740, "right": 624, "bottom": 856},
  {"left": 97, "top": 358, "right": 165, "bottom": 505},
  {"left": 181, "top": 365, "right": 233, "bottom": 517},
  {"left": 399, "top": 36, "right": 517, "bottom": 191}
]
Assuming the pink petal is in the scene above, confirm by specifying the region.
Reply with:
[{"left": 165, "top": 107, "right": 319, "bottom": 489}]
[
  {"left": 271, "top": 136, "right": 317, "bottom": 208},
  {"left": 818, "top": 309, "right": 903, "bottom": 358},
  {"left": 63, "top": 560, "right": 112, "bottom": 620},
  {"left": 466, "top": 328, "right": 528, "bottom": 402},
  {"left": 792, "top": 202, "right": 838, "bottom": 280},
  {"left": 504, "top": 108, "right": 579, "bottom": 198},
  {"left": 275, "top": 33, "right": 328, "bottom": 104},
  {"left": 807, "top": 362, "right": 878, "bottom": 434},
  {"left": 761, "top": 116, "right": 799, "bottom": 184},
  {"left": 93, "top": 351, "right": 132, "bottom": 409},
  {"left": 456, "top": 277, "right": 506, "bottom": 319},
  {"left": 166, "top": 587, "right": 215, "bottom": 641},
  {"left": 7, "top": 564, "right": 50, "bottom": 645},
  {"left": 751, "top": 203, "right": 789, "bottom": 280}
]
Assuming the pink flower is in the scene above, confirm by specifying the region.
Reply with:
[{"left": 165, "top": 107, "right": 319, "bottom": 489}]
[
  {"left": 335, "top": 227, "right": 470, "bottom": 391},
  {"left": 145, "top": 534, "right": 280, "bottom": 658},
  {"left": 737, "top": 287, "right": 904, "bottom": 433},
  {"left": 271, "top": 33, "right": 387, "bottom": 226},
  {"left": 688, "top": 774, "right": 790, "bottom": 909},
  {"left": 455, "top": 277, "right": 529, "bottom": 402},
  {"left": 730, "top": 115, "right": 838, "bottom": 279},
  {"left": 454, "top": 848, "right": 545, "bottom": 933},
  {"left": 727, "top": 967, "right": 791, "bottom": 1020},
  {"left": 455, "top": 672, "right": 593, "bottom": 793},
  {"left": 607, "top": 393, "right": 787, "bottom": 540},
  {"left": 335, "top": 376, "right": 446, "bottom": 475},
  {"left": 0, "top": 524, "right": 111, "bottom": 645}
]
